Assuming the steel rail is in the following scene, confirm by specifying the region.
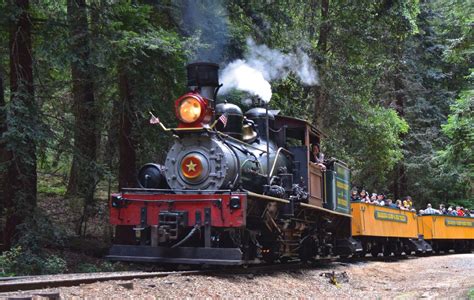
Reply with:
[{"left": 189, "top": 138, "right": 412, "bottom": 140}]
[
  {"left": 0, "top": 270, "right": 201, "bottom": 293},
  {"left": 0, "top": 253, "right": 435, "bottom": 295},
  {"left": 0, "top": 261, "right": 334, "bottom": 294}
]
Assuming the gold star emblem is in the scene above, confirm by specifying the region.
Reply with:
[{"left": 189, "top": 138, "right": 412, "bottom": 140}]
[{"left": 186, "top": 160, "right": 197, "bottom": 172}]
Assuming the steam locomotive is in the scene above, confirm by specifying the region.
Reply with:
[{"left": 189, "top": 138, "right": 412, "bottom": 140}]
[
  {"left": 107, "top": 63, "right": 360, "bottom": 264},
  {"left": 108, "top": 63, "right": 474, "bottom": 264}
]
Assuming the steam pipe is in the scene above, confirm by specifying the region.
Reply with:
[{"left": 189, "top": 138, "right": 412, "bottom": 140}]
[
  {"left": 171, "top": 224, "right": 200, "bottom": 248},
  {"left": 265, "top": 103, "right": 270, "bottom": 185}
]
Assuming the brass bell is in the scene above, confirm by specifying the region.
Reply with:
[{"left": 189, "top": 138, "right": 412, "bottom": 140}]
[{"left": 242, "top": 124, "right": 257, "bottom": 143}]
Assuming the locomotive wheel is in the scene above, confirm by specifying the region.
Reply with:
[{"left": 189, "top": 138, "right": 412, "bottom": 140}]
[
  {"left": 394, "top": 248, "right": 403, "bottom": 257},
  {"left": 370, "top": 246, "right": 380, "bottom": 258},
  {"left": 262, "top": 251, "right": 277, "bottom": 263}
]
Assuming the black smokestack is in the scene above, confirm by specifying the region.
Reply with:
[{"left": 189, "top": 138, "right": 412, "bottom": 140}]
[{"left": 187, "top": 62, "right": 220, "bottom": 102}]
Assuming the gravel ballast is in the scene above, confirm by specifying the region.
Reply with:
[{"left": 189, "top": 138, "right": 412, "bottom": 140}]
[{"left": 1, "top": 253, "right": 473, "bottom": 299}]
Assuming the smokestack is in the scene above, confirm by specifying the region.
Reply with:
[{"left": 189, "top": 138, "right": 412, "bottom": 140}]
[{"left": 186, "top": 62, "right": 220, "bottom": 101}]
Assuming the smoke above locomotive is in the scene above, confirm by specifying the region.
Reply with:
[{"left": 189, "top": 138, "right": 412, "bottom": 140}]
[
  {"left": 180, "top": 0, "right": 317, "bottom": 102},
  {"left": 219, "top": 38, "right": 319, "bottom": 103}
]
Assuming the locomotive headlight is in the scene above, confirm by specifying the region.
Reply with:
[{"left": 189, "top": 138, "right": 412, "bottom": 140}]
[
  {"left": 175, "top": 92, "right": 210, "bottom": 127},
  {"left": 178, "top": 97, "right": 202, "bottom": 123}
]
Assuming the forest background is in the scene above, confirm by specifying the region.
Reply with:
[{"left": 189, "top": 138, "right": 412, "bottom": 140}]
[{"left": 0, "top": 0, "right": 472, "bottom": 274}]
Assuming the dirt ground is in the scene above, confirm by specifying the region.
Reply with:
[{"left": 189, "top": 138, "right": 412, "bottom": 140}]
[{"left": 2, "top": 253, "right": 474, "bottom": 299}]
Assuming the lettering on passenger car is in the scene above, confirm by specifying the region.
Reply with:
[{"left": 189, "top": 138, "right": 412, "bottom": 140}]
[
  {"left": 444, "top": 219, "right": 474, "bottom": 227},
  {"left": 374, "top": 210, "right": 408, "bottom": 223}
]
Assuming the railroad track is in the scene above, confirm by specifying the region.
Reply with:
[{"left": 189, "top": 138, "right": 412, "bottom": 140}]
[
  {"left": 0, "top": 270, "right": 203, "bottom": 294},
  {"left": 0, "top": 255, "right": 416, "bottom": 297},
  {"left": 0, "top": 259, "right": 337, "bottom": 296}
]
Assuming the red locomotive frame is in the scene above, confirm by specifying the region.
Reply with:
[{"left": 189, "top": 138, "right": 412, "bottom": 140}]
[{"left": 110, "top": 191, "right": 247, "bottom": 228}]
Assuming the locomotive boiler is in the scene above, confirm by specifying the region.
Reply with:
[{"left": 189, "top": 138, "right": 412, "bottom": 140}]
[{"left": 108, "top": 63, "right": 360, "bottom": 265}]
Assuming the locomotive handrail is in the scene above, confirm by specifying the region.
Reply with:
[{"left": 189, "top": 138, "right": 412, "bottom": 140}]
[
  {"left": 115, "top": 197, "right": 223, "bottom": 203},
  {"left": 120, "top": 188, "right": 234, "bottom": 194},
  {"left": 215, "top": 131, "right": 268, "bottom": 153},
  {"left": 268, "top": 147, "right": 294, "bottom": 178},
  {"left": 300, "top": 202, "right": 352, "bottom": 218},
  {"left": 149, "top": 112, "right": 213, "bottom": 132},
  {"left": 246, "top": 191, "right": 290, "bottom": 204}
]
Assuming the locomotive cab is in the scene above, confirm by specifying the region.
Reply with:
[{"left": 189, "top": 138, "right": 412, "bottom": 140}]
[{"left": 273, "top": 115, "right": 325, "bottom": 207}]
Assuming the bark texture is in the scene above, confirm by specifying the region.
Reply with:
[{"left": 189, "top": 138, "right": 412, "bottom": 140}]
[
  {"left": 118, "top": 66, "right": 137, "bottom": 189},
  {"left": 4, "top": 0, "right": 37, "bottom": 249},
  {"left": 313, "top": 0, "right": 330, "bottom": 129},
  {"left": 66, "top": 0, "right": 98, "bottom": 202}
]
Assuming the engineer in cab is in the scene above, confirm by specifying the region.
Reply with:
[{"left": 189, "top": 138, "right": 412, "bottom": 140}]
[{"left": 310, "top": 143, "right": 326, "bottom": 171}]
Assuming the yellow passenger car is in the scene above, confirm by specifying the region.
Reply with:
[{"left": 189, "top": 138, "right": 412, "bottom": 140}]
[
  {"left": 351, "top": 202, "right": 431, "bottom": 256},
  {"left": 417, "top": 215, "right": 474, "bottom": 252}
]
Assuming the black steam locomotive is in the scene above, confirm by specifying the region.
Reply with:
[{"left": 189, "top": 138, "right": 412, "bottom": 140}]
[{"left": 108, "top": 63, "right": 360, "bottom": 265}]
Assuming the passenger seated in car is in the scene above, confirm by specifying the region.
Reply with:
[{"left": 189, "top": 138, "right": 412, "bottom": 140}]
[
  {"left": 422, "top": 203, "right": 438, "bottom": 215},
  {"left": 403, "top": 200, "right": 408, "bottom": 209},
  {"left": 447, "top": 206, "right": 458, "bottom": 216},
  {"left": 403, "top": 196, "right": 413, "bottom": 210},
  {"left": 359, "top": 190, "right": 370, "bottom": 202},
  {"left": 376, "top": 193, "right": 386, "bottom": 206},
  {"left": 351, "top": 190, "right": 360, "bottom": 202},
  {"left": 439, "top": 204, "right": 447, "bottom": 215},
  {"left": 370, "top": 193, "right": 378, "bottom": 204},
  {"left": 396, "top": 199, "right": 405, "bottom": 210},
  {"left": 456, "top": 206, "right": 465, "bottom": 216},
  {"left": 310, "top": 143, "right": 326, "bottom": 171},
  {"left": 464, "top": 208, "right": 471, "bottom": 217},
  {"left": 387, "top": 199, "right": 397, "bottom": 209}
]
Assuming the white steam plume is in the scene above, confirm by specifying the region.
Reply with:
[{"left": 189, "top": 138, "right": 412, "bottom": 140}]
[{"left": 219, "top": 38, "right": 319, "bottom": 103}]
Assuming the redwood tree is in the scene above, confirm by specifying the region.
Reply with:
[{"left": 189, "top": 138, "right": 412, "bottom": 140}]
[
  {"left": 313, "top": 0, "right": 330, "bottom": 130},
  {"left": 117, "top": 65, "right": 137, "bottom": 189},
  {"left": 66, "top": 0, "right": 97, "bottom": 204},
  {"left": 0, "top": 71, "right": 9, "bottom": 250},
  {"left": 4, "top": 0, "right": 37, "bottom": 249}
]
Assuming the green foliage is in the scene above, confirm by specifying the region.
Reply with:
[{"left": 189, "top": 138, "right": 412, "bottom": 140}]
[
  {"left": 436, "top": 88, "right": 474, "bottom": 203},
  {"left": 440, "top": 89, "right": 474, "bottom": 165},
  {"left": 37, "top": 174, "right": 67, "bottom": 196},
  {"left": 0, "top": 211, "right": 69, "bottom": 275},
  {"left": 342, "top": 106, "right": 409, "bottom": 189},
  {"left": 76, "top": 261, "right": 120, "bottom": 273},
  {"left": 39, "top": 255, "right": 68, "bottom": 274},
  {"left": 15, "top": 211, "right": 66, "bottom": 253},
  {"left": 0, "top": 247, "right": 67, "bottom": 276},
  {"left": 0, "top": 246, "right": 22, "bottom": 277},
  {"left": 76, "top": 263, "right": 100, "bottom": 273}
]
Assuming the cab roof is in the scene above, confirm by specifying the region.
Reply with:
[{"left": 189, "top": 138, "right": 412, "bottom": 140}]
[{"left": 274, "top": 115, "right": 326, "bottom": 141}]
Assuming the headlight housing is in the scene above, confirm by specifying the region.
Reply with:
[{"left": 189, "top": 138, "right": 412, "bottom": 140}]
[
  {"left": 177, "top": 97, "right": 202, "bottom": 123},
  {"left": 175, "top": 92, "right": 211, "bottom": 127}
]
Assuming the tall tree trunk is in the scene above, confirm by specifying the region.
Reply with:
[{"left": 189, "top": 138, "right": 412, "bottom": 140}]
[
  {"left": 4, "top": 0, "right": 37, "bottom": 249},
  {"left": 66, "top": 0, "right": 97, "bottom": 204},
  {"left": 313, "top": 0, "right": 330, "bottom": 129},
  {"left": 66, "top": 0, "right": 97, "bottom": 236},
  {"left": 0, "top": 71, "right": 11, "bottom": 250},
  {"left": 392, "top": 74, "right": 407, "bottom": 199},
  {"left": 118, "top": 65, "right": 137, "bottom": 189}
]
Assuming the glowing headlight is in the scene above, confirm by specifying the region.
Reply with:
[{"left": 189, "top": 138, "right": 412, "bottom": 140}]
[{"left": 178, "top": 97, "right": 202, "bottom": 123}]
